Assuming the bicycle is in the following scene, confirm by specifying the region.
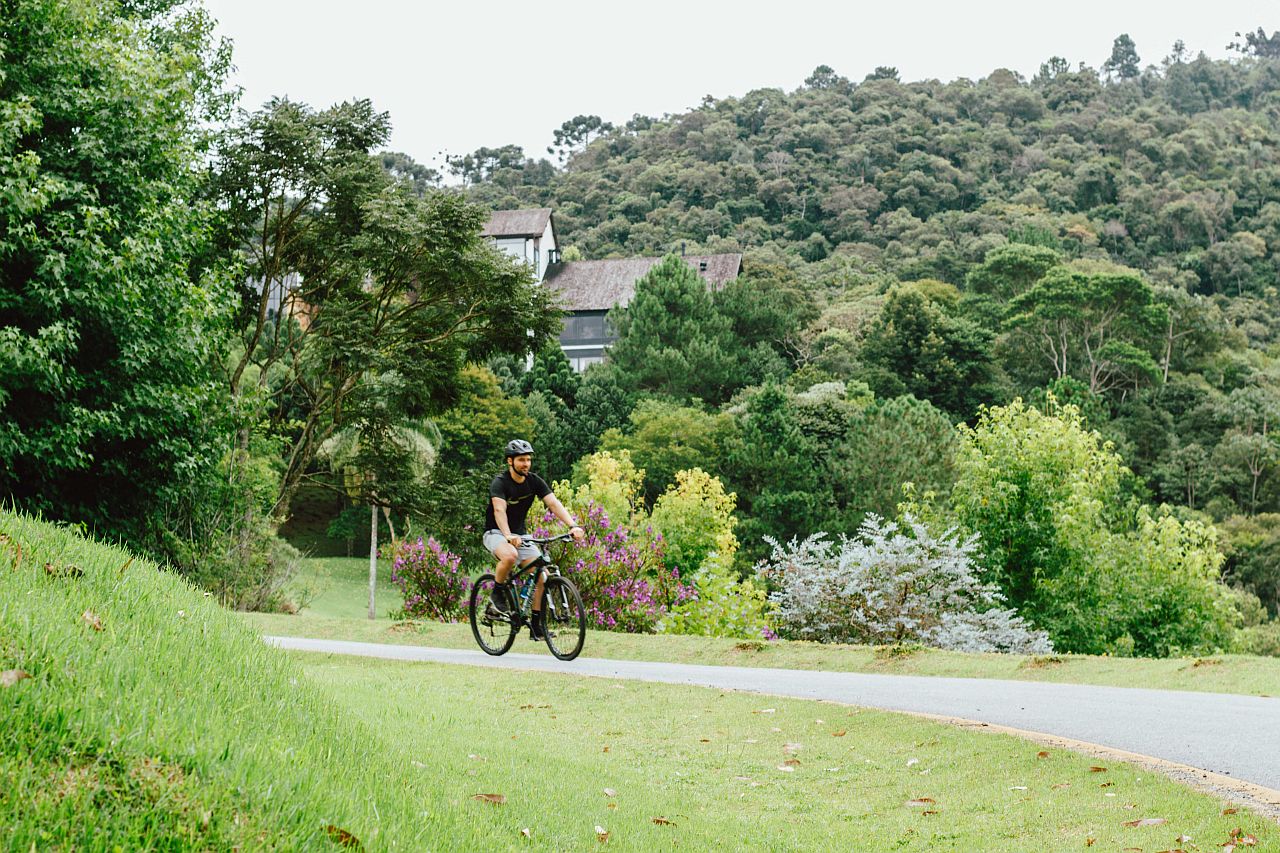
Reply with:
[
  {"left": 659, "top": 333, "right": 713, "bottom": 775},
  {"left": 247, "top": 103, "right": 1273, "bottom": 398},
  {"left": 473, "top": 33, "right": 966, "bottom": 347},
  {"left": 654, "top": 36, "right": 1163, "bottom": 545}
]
[{"left": 469, "top": 532, "right": 587, "bottom": 661}]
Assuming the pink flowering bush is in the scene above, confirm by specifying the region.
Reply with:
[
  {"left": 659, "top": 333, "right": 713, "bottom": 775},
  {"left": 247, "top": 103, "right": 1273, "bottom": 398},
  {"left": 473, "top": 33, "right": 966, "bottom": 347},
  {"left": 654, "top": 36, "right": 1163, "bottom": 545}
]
[
  {"left": 535, "top": 503, "right": 694, "bottom": 633},
  {"left": 389, "top": 536, "right": 470, "bottom": 621}
]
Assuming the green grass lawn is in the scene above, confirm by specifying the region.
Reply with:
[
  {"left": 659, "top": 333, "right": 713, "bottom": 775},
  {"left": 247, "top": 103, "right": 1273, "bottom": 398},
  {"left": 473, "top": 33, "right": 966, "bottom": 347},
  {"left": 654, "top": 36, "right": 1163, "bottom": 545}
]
[
  {"left": 298, "top": 651, "right": 1275, "bottom": 850},
  {"left": 2, "top": 512, "right": 1275, "bottom": 849},
  {"left": 251, "top": 556, "right": 1280, "bottom": 699}
]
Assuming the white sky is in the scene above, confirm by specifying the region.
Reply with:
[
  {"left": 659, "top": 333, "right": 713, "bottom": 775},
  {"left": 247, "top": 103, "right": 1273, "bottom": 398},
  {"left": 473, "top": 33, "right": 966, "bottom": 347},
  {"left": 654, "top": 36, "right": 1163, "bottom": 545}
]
[{"left": 204, "top": 0, "right": 1276, "bottom": 176}]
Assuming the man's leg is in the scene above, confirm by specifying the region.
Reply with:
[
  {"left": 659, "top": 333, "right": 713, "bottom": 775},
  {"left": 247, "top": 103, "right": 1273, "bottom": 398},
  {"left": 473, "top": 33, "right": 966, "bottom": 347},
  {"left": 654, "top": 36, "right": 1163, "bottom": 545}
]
[
  {"left": 528, "top": 560, "right": 546, "bottom": 639},
  {"left": 485, "top": 540, "right": 519, "bottom": 616}
]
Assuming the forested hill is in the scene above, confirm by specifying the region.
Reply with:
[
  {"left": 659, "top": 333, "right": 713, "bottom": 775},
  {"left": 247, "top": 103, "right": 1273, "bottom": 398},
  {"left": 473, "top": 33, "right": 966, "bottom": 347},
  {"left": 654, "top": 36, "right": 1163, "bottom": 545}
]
[{"left": 459, "top": 46, "right": 1280, "bottom": 296}]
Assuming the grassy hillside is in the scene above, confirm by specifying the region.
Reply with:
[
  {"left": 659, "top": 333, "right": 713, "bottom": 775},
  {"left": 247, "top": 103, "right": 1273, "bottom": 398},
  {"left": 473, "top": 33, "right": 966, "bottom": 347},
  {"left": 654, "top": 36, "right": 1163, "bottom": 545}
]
[{"left": 0, "top": 510, "right": 496, "bottom": 849}]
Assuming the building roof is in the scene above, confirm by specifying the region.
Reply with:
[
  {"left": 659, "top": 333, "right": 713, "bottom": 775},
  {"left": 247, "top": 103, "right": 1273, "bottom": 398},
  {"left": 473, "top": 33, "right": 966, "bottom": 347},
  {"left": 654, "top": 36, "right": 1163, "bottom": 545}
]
[
  {"left": 481, "top": 208, "right": 554, "bottom": 239},
  {"left": 542, "top": 254, "right": 743, "bottom": 312}
]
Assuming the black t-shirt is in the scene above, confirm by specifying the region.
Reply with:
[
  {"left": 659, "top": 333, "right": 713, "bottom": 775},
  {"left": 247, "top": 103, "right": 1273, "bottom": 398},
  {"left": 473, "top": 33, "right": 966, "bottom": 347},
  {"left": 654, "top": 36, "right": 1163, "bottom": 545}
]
[{"left": 484, "top": 471, "right": 551, "bottom": 535}]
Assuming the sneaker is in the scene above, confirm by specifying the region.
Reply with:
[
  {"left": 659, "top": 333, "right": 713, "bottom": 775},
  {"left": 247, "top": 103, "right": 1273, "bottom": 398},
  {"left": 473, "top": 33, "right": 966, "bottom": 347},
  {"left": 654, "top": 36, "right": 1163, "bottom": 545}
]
[
  {"left": 529, "top": 615, "right": 546, "bottom": 641},
  {"left": 484, "top": 584, "right": 514, "bottom": 620}
]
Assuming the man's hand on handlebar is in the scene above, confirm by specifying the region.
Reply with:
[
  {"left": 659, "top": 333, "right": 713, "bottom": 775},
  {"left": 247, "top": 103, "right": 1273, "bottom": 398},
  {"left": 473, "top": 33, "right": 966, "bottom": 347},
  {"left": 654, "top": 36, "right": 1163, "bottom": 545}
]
[
  {"left": 506, "top": 533, "right": 522, "bottom": 548},
  {"left": 570, "top": 525, "right": 585, "bottom": 543}
]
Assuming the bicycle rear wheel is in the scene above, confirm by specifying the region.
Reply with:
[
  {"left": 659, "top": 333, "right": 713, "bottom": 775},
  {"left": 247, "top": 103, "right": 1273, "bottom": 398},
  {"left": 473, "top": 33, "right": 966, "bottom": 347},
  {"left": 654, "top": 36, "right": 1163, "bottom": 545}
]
[
  {"left": 541, "top": 575, "right": 586, "bottom": 661},
  {"left": 469, "top": 573, "right": 518, "bottom": 656}
]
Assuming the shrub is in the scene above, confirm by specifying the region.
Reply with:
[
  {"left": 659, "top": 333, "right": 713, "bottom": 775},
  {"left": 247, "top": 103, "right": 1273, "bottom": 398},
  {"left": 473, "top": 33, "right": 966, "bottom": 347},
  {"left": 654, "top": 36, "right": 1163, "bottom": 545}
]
[
  {"left": 560, "top": 450, "right": 648, "bottom": 528},
  {"left": 663, "top": 552, "right": 775, "bottom": 640},
  {"left": 536, "top": 504, "right": 692, "bottom": 633},
  {"left": 1237, "top": 621, "right": 1280, "bottom": 657},
  {"left": 389, "top": 537, "right": 470, "bottom": 621},
  {"left": 649, "top": 468, "right": 738, "bottom": 576},
  {"left": 760, "top": 514, "right": 1051, "bottom": 654}
]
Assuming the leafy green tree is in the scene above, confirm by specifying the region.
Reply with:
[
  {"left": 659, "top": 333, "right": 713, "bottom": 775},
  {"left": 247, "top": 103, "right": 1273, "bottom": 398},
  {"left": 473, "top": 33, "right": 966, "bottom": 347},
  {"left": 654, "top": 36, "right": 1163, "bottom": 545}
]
[
  {"left": 598, "top": 398, "right": 737, "bottom": 505},
  {"left": 714, "top": 261, "right": 818, "bottom": 386},
  {"left": 858, "top": 285, "right": 997, "bottom": 418},
  {"left": 211, "top": 100, "right": 559, "bottom": 524},
  {"left": 650, "top": 468, "right": 738, "bottom": 577},
  {"left": 563, "top": 363, "right": 635, "bottom": 461},
  {"left": 432, "top": 365, "right": 535, "bottom": 473},
  {"left": 725, "top": 382, "right": 823, "bottom": 564},
  {"left": 608, "top": 254, "right": 736, "bottom": 403},
  {"left": 547, "top": 115, "right": 614, "bottom": 162},
  {"left": 0, "top": 0, "right": 235, "bottom": 552},
  {"left": 965, "top": 244, "right": 1062, "bottom": 300},
  {"left": 832, "top": 394, "right": 958, "bottom": 525},
  {"left": 1005, "top": 267, "right": 1166, "bottom": 396},
  {"left": 1103, "top": 34, "right": 1141, "bottom": 80}
]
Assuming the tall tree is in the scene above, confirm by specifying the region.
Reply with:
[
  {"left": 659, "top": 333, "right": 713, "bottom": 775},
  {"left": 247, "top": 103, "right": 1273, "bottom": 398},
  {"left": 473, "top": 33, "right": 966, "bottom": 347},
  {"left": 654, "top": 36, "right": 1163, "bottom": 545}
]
[
  {"left": 1103, "top": 34, "right": 1141, "bottom": 80},
  {"left": 0, "top": 0, "right": 234, "bottom": 549},
  {"left": 210, "top": 99, "right": 559, "bottom": 524},
  {"left": 607, "top": 254, "right": 736, "bottom": 403}
]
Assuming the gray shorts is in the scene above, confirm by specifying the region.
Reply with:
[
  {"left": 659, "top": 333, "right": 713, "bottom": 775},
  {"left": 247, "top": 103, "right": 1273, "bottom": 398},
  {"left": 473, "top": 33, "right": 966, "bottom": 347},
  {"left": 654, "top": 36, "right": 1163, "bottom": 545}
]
[{"left": 482, "top": 529, "right": 541, "bottom": 563}]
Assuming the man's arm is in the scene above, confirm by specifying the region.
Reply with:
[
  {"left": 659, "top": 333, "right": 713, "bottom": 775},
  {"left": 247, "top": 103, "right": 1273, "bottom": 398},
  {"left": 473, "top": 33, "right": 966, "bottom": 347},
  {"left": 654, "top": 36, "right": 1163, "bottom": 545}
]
[
  {"left": 492, "top": 498, "right": 518, "bottom": 543},
  {"left": 543, "top": 494, "right": 585, "bottom": 541}
]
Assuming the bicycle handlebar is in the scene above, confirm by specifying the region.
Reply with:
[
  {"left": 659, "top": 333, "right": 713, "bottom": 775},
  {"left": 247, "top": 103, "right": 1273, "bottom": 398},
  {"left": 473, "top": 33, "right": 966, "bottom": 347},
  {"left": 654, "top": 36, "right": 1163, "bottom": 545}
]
[{"left": 520, "top": 531, "right": 577, "bottom": 546}]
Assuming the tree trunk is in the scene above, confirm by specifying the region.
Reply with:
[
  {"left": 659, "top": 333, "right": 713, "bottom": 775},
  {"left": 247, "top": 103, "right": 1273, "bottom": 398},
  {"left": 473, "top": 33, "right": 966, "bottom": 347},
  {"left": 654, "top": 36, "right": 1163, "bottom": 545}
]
[{"left": 369, "top": 503, "right": 378, "bottom": 620}]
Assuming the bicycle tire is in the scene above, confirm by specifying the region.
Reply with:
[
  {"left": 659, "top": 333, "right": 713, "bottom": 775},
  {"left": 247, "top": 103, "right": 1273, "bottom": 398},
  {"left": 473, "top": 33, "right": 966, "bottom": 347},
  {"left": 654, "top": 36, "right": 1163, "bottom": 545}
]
[
  {"left": 469, "top": 573, "right": 518, "bottom": 656},
  {"left": 541, "top": 575, "right": 586, "bottom": 661}
]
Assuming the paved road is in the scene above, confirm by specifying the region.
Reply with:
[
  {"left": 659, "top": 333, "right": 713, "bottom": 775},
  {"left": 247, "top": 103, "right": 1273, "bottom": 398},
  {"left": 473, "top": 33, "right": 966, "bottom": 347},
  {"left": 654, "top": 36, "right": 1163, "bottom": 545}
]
[{"left": 266, "top": 636, "right": 1280, "bottom": 794}]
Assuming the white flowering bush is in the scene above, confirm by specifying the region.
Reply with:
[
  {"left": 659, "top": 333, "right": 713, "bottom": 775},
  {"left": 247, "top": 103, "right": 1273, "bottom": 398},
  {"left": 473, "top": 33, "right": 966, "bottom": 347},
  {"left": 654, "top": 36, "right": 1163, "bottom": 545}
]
[{"left": 760, "top": 514, "right": 1051, "bottom": 654}]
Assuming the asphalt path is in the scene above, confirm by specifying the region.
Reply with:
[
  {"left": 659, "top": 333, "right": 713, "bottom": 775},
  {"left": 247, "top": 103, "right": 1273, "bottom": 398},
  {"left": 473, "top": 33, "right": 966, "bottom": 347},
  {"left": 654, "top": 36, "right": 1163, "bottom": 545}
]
[{"left": 266, "top": 636, "right": 1280, "bottom": 794}]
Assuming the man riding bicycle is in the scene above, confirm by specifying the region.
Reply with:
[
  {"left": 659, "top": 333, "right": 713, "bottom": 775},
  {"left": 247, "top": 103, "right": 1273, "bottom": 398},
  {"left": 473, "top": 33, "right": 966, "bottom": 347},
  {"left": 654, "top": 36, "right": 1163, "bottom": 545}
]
[{"left": 483, "top": 439, "right": 584, "bottom": 640}]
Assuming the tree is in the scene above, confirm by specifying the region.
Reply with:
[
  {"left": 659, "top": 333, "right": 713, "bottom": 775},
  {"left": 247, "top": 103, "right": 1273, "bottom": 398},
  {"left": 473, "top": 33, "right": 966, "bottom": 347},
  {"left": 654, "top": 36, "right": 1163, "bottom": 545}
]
[
  {"left": 210, "top": 99, "right": 560, "bottom": 526},
  {"left": 650, "top": 468, "right": 738, "bottom": 577},
  {"left": 965, "top": 243, "right": 1062, "bottom": 301},
  {"left": 547, "top": 115, "right": 614, "bottom": 162},
  {"left": 607, "top": 254, "right": 736, "bottom": 403},
  {"left": 724, "top": 382, "right": 822, "bottom": 564},
  {"left": 857, "top": 285, "right": 997, "bottom": 418},
  {"left": 320, "top": 411, "right": 439, "bottom": 619},
  {"left": 1005, "top": 267, "right": 1166, "bottom": 397},
  {"left": 1103, "top": 34, "right": 1141, "bottom": 81},
  {"left": 598, "top": 398, "right": 737, "bottom": 505},
  {"left": 1228, "top": 28, "right": 1280, "bottom": 58},
  {"left": 0, "top": 0, "right": 236, "bottom": 553}
]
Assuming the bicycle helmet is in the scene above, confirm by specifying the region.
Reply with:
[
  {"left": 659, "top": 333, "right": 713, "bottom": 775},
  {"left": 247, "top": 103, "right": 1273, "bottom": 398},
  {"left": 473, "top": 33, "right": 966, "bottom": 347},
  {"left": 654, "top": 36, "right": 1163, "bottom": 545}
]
[{"left": 504, "top": 438, "right": 534, "bottom": 458}]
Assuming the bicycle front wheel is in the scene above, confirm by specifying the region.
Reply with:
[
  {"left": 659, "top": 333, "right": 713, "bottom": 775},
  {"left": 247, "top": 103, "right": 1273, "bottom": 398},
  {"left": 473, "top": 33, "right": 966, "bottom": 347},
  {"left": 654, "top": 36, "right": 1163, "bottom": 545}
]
[
  {"left": 469, "top": 573, "right": 517, "bottom": 656},
  {"left": 541, "top": 575, "right": 586, "bottom": 661}
]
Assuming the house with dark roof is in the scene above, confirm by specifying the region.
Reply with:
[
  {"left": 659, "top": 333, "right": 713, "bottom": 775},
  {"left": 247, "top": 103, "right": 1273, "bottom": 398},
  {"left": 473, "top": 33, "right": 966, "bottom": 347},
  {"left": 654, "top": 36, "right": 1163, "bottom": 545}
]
[
  {"left": 481, "top": 207, "right": 558, "bottom": 282},
  {"left": 480, "top": 208, "right": 743, "bottom": 371},
  {"left": 543, "top": 253, "right": 743, "bottom": 371}
]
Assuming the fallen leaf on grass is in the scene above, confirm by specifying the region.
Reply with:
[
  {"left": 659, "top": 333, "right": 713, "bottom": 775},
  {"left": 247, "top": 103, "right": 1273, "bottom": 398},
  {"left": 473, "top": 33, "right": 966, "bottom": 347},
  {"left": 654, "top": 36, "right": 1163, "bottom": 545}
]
[
  {"left": 776, "top": 765, "right": 795, "bottom": 772},
  {"left": 1222, "top": 808, "right": 1238, "bottom": 815},
  {"left": 921, "top": 810, "right": 939, "bottom": 816},
  {"left": 651, "top": 817, "right": 676, "bottom": 826},
  {"left": 595, "top": 825, "right": 609, "bottom": 842},
  {"left": 1228, "top": 827, "right": 1259, "bottom": 846},
  {"left": 324, "top": 825, "right": 362, "bottom": 848},
  {"left": 1, "top": 669, "right": 31, "bottom": 688},
  {"left": 44, "top": 562, "right": 83, "bottom": 579},
  {"left": 1122, "top": 817, "right": 1167, "bottom": 828},
  {"left": 1175, "top": 835, "right": 1192, "bottom": 843},
  {"left": 905, "top": 798, "right": 935, "bottom": 807},
  {"left": 699, "top": 738, "right": 711, "bottom": 743},
  {"left": 1037, "top": 751, "right": 1050, "bottom": 759},
  {"left": 781, "top": 758, "right": 800, "bottom": 767},
  {"left": 602, "top": 746, "right": 609, "bottom": 753},
  {"left": 1089, "top": 766, "right": 1108, "bottom": 773},
  {"left": 1009, "top": 786, "right": 1028, "bottom": 791},
  {"left": 1100, "top": 782, "right": 1114, "bottom": 787},
  {"left": 520, "top": 828, "right": 531, "bottom": 839},
  {"left": 81, "top": 610, "right": 103, "bottom": 631},
  {"left": 744, "top": 738, "right": 758, "bottom": 744},
  {"left": 472, "top": 794, "right": 506, "bottom": 805},
  {"left": 603, "top": 788, "right": 616, "bottom": 797},
  {"left": 906, "top": 758, "right": 919, "bottom": 767},
  {"left": 1052, "top": 783, "right": 1071, "bottom": 790},
  {"left": 770, "top": 727, "right": 782, "bottom": 733},
  {"left": 831, "top": 730, "right": 847, "bottom": 737},
  {"left": 1085, "top": 837, "right": 1095, "bottom": 847},
  {"left": 468, "top": 754, "right": 486, "bottom": 761},
  {"left": 607, "top": 803, "right": 617, "bottom": 809},
  {"left": 754, "top": 708, "right": 776, "bottom": 714},
  {"left": 783, "top": 743, "right": 802, "bottom": 755}
]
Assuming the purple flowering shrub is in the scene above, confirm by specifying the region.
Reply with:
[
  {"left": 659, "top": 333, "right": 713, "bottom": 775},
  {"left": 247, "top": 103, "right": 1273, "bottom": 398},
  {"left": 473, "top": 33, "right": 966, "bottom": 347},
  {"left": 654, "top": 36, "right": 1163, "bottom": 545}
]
[
  {"left": 534, "top": 503, "right": 694, "bottom": 633},
  {"left": 389, "top": 536, "right": 470, "bottom": 621}
]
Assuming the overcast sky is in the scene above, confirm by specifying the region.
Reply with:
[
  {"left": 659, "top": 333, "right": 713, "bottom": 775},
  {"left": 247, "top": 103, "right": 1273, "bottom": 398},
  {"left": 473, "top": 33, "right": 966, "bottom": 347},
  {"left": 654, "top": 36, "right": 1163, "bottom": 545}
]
[{"left": 204, "top": 1, "right": 1275, "bottom": 176}]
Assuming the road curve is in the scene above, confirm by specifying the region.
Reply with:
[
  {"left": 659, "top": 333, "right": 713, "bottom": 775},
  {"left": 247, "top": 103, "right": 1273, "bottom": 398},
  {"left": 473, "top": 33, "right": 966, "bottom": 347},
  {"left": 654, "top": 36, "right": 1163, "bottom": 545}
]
[{"left": 266, "top": 636, "right": 1280, "bottom": 798}]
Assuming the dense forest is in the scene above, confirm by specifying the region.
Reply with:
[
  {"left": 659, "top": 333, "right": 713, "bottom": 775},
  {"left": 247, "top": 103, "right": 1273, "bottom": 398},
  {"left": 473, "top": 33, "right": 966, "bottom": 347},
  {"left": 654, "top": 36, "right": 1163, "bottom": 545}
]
[{"left": 428, "top": 33, "right": 1280, "bottom": 649}]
